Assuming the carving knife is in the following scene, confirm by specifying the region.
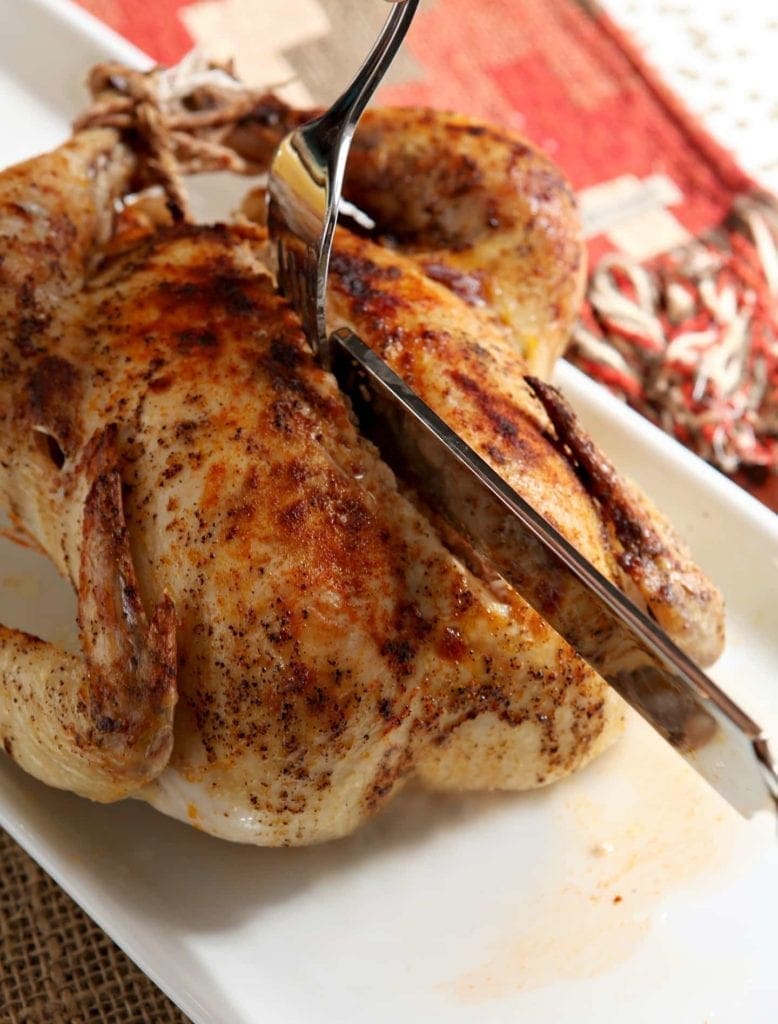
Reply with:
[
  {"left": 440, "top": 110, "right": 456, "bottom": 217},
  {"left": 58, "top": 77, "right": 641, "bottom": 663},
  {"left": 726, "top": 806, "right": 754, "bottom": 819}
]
[{"left": 326, "top": 326, "right": 778, "bottom": 819}]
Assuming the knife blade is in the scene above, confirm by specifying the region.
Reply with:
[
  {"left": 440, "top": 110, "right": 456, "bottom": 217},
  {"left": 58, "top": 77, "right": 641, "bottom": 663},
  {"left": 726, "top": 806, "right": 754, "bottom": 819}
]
[{"left": 328, "top": 326, "right": 778, "bottom": 818}]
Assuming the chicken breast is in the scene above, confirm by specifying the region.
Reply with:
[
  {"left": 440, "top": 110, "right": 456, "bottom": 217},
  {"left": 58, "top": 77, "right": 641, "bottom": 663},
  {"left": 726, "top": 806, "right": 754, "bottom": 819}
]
[
  {"left": 240, "top": 102, "right": 724, "bottom": 665},
  {"left": 0, "top": 110, "right": 723, "bottom": 845}
]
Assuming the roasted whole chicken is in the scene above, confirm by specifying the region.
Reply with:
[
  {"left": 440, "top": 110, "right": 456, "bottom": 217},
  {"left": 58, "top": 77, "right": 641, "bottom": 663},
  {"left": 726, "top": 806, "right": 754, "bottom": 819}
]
[{"left": 0, "top": 83, "right": 724, "bottom": 844}]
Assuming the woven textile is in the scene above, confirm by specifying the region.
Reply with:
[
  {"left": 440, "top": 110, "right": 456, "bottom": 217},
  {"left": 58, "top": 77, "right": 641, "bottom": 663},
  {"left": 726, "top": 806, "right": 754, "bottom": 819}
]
[{"left": 0, "top": 829, "right": 189, "bottom": 1024}]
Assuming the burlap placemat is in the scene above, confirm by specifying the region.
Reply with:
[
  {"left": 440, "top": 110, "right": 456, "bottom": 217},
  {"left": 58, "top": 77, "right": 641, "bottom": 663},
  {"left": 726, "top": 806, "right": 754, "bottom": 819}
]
[{"left": 0, "top": 829, "right": 190, "bottom": 1024}]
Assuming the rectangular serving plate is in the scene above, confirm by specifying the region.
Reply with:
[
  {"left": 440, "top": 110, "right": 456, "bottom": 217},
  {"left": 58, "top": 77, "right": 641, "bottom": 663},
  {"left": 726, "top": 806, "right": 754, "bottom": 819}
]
[{"left": 1, "top": 2, "right": 777, "bottom": 1022}]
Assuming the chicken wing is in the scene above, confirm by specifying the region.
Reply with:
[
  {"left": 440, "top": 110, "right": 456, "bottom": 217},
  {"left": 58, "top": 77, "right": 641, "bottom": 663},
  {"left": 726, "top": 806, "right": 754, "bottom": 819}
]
[{"left": 0, "top": 132, "right": 177, "bottom": 802}]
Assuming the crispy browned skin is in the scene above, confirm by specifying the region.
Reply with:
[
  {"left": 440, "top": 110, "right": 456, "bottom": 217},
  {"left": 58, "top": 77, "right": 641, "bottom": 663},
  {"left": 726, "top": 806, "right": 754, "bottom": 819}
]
[
  {"left": 325, "top": 226, "right": 726, "bottom": 662},
  {"left": 0, "top": 110, "right": 724, "bottom": 843}
]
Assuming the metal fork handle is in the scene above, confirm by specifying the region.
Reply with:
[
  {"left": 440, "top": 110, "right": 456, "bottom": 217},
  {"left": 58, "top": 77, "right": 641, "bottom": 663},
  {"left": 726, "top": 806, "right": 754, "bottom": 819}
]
[
  {"left": 316, "top": 0, "right": 419, "bottom": 144},
  {"left": 303, "top": 0, "right": 420, "bottom": 354}
]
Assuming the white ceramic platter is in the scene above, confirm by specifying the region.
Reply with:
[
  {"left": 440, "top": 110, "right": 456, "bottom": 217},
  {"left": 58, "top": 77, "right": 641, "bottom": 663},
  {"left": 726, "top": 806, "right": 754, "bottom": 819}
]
[{"left": 1, "top": 2, "right": 777, "bottom": 1022}]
